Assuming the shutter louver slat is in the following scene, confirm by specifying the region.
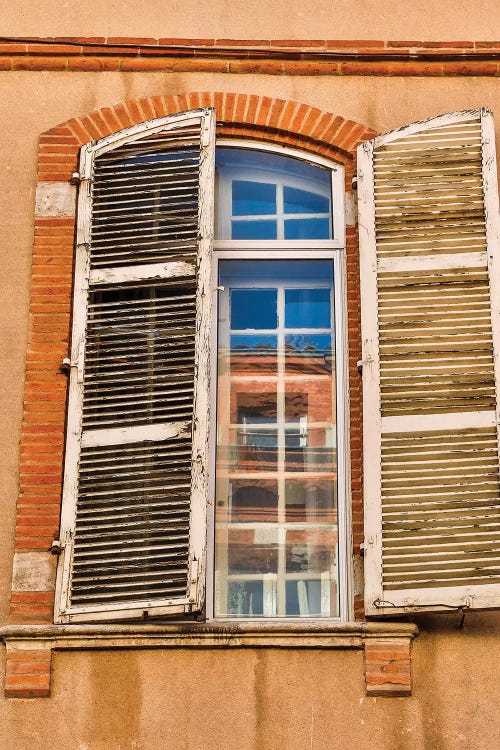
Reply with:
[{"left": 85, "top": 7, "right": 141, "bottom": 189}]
[
  {"left": 90, "top": 128, "right": 201, "bottom": 269},
  {"left": 358, "top": 108, "right": 500, "bottom": 615},
  {"left": 55, "top": 109, "right": 215, "bottom": 622}
]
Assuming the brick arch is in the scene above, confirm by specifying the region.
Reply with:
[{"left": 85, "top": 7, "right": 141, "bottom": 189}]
[{"left": 38, "top": 91, "right": 376, "bottom": 183}]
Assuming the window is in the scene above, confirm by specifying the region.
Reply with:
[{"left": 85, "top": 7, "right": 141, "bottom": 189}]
[
  {"left": 212, "top": 146, "right": 348, "bottom": 619},
  {"left": 54, "top": 106, "right": 500, "bottom": 624}
]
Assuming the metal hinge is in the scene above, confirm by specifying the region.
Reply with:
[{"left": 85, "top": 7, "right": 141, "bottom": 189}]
[{"left": 60, "top": 341, "right": 84, "bottom": 383}]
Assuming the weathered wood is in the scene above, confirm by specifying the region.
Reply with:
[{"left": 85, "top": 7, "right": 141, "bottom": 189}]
[
  {"left": 358, "top": 108, "right": 500, "bottom": 616},
  {"left": 54, "top": 108, "right": 216, "bottom": 624}
]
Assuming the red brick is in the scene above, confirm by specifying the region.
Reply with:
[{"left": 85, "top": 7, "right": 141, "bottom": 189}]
[
  {"left": 216, "top": 38, "right": 268, "bottom": 47},
  {"left": 475, "top": 41, "right": 500, "bottom": 49},
  {"left": 159, "top": 38, "right": 215, "bottom": 46},
  {"left": 13, "top": 57, "right": 67, "bottom": 71},
  {"left": 0, "top": 43, "right": 27, "bottom": 54},
  {"left": 88, "top": 109, "right": 112, "bottom": 137},
  {"left": 7, "top": 651, "right": 51, "bottom": 664},
  {"left": 270, "top": 39, "right": 325, "bottom": 48},
  {"left": 10, "top": 592, "right": 55, "bottom": 604},
  {"left": 27, "top": 43, "right": 78, "bottom": 55},
  {"left": 68, "top": 58, "right": 102, "bottom": 71},
  {"left": 113, "top": 103, "right": 135, "bottom": 129},
  {"left": 107, "top": 36, "right": 158, "bottom": 45},
  {"left": 59, "top": 118, "right": 89, "bottom": 144},
  {"left": 364, "top": 640, "right": 412, "bottom": 696},
  {"left": 421, "top": 40, "right": 474, "bottom": 48},
  {"left": 386, "top": 40, "right": 423, "bottom": 47},
  {"left": 228, "top": 60, "right": 283, "bottom": 75},
  {"left": 325, "top": 39, "right": 384, "bottom": 48}
]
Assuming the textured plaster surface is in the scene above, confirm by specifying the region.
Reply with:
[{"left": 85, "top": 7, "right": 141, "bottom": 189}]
[
  {"left": 2, "top": 0, "right": 500, "bottom": 41},
  {"left": 0, "top": 614, "right": 499, "bottom": 750}
]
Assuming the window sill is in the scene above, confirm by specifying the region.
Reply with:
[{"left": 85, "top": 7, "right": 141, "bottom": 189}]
[
  {"left": 1, "top": 621, "right": 417, "bottom": 698},
  {"left": 0, "top": 620, "right": 417, "bottom": 649}
]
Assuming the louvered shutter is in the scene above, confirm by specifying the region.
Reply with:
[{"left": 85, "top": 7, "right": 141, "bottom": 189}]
[
  {"left": 358, "top": 108, "right": 500, "bottom": 616},
  {"left": 55, "top": 109, "right": 215, "bottom": 622}
]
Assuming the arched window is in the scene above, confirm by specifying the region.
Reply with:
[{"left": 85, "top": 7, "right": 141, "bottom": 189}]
[
  {"left": 54, "top": 114, "right": 351, "bottom": 624},
  {"left": 211, "top": 145, "right": 349, "bottom": 619}
]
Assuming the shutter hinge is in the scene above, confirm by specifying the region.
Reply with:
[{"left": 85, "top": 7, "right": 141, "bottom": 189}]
[
  {"left": 201, "top": 118, "right": 212, "bottom": 148},
  {"left": 60, "top": 341, "right": 84, "bottom": 382},
  {"left": 50, "top": 538, "right": 63, "bottom": 555}
]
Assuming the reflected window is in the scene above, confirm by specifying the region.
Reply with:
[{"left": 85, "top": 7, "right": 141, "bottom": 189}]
[
  {"left": 214, "top": 147, "right": 344, "bottom": 620},
  {"left": 215, "top": 259, "right": 339, "bottom": 617},
  {"left": 216, "top": 148, "right": 333, "bottom": 241}
]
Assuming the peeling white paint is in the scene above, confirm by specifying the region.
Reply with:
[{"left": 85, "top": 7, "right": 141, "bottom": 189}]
[{"left": 35, "top": 181, "right": 76, "bottom": 217}]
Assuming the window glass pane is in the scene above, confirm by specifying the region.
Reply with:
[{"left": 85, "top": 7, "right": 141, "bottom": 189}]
[
  {"left": 215, "top": 147, "right": 333, "bottom": 240},
  {"left": 285, "top": 288, "right": 331, "bottom": 329},
  {"left": 230, "top": 289, "right": 277, "bottom": 330},
  {"left": 232, "top": 220, "right": 277, "bottom": 240},
  {"left": 228, "top": 528, "right": 278, "bottom": 574},
  {"left": 285, "top": 427, "right": 335, "bottom": 472},
  {"left": 284, "top": 186, "right": 329, "bottom": 214},
  {"left": 285, "top": 580, "right": 323, "bottom": 616},
  {"left": 233, "top": 180, "right": 276, "bottom": 216},
  {"left": 285, "top": 334, "right": 333, "bottom": 375},
  {"left": 229, "top": 335, "right": 278, "bottom": 375},
  {"left": 228, "top": 479, "right": 279, "bottom": 523},
  {"left": 215, "top": 259, "right": 339, "bottom": 618},
  {"left": 227, "top": 581, "right": 265, "bottom": 616},
  {"left": 284, "top": 479, "right": 336, "bottom": 523},
  {"left": 284, "top": 218, "right": 330, "bottom": 240}
]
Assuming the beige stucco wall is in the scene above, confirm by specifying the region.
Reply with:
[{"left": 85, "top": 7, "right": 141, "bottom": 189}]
[
  {"left": 1, "top": 15, "right": 500, "bottom": 745},
  {"left": 3, "top": 0, "right": 500, "bottom": 41},
  {"left": 0, "top": 613, "right": 499, "bottom": 749}
]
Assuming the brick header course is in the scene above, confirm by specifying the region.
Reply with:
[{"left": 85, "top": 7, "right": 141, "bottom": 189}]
[{"left": 0, "top": 37, "right": 500, "bottom": 74}]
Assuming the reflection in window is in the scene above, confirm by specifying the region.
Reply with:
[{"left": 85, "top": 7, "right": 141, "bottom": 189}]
[
  {"left": 215, "top": 259, "right": 339, "bottom": 617},
  {"left": 216, "top": 148, "right": 332, "bottom": 240}
]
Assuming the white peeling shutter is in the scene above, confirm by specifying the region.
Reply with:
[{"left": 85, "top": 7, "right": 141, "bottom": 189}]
[
  {"left": 55, "top": 109, "right": 215, "bottom": 622},
  {"left": 358, "top": 108, "right": 500, "bottom": 616}
]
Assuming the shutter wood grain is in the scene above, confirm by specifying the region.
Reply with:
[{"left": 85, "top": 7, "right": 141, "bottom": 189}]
[
  {"left": 55, "top": 109, "right": 215, "bottom": 622},
  {"left": 358, "top": 109, "right": 500, "bottom": 615}
]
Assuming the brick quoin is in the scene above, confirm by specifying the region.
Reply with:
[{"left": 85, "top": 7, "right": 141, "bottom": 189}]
[
  {"left": 364, "top": 639, "right": 413, "bottom": 697},
  {"left": 4, "top": 649, "right": 52, "bottom": 698},
  {"left": 13, "top": 92, "right": 374, "bottom": 628}
]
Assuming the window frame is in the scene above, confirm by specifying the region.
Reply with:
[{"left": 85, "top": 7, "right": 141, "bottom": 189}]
[{"left": 206, "top": 140, "right": 353, "bottom": 622}]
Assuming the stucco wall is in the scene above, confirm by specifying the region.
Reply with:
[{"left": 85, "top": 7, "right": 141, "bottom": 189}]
[
  {"left": 1, "top": 4, "right": 500, "bottom": 744},
  {"left": 3, "top": 0, "right": 500, "bottom": 41},
  {"left": 0, "top": 613, "right": 499, "bottom": 749}
]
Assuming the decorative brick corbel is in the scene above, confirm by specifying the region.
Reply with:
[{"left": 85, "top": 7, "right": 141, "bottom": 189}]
[
  {"left": 364, "top": 637, "right": 412, "bottom": 696},
  {"left": 4, "top": 647, "right": 52, "bottom": 698}
]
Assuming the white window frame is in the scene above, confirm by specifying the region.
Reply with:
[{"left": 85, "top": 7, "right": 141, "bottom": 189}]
[{"left": 206, "top": 141, "right": 352, "bottom": 622}]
